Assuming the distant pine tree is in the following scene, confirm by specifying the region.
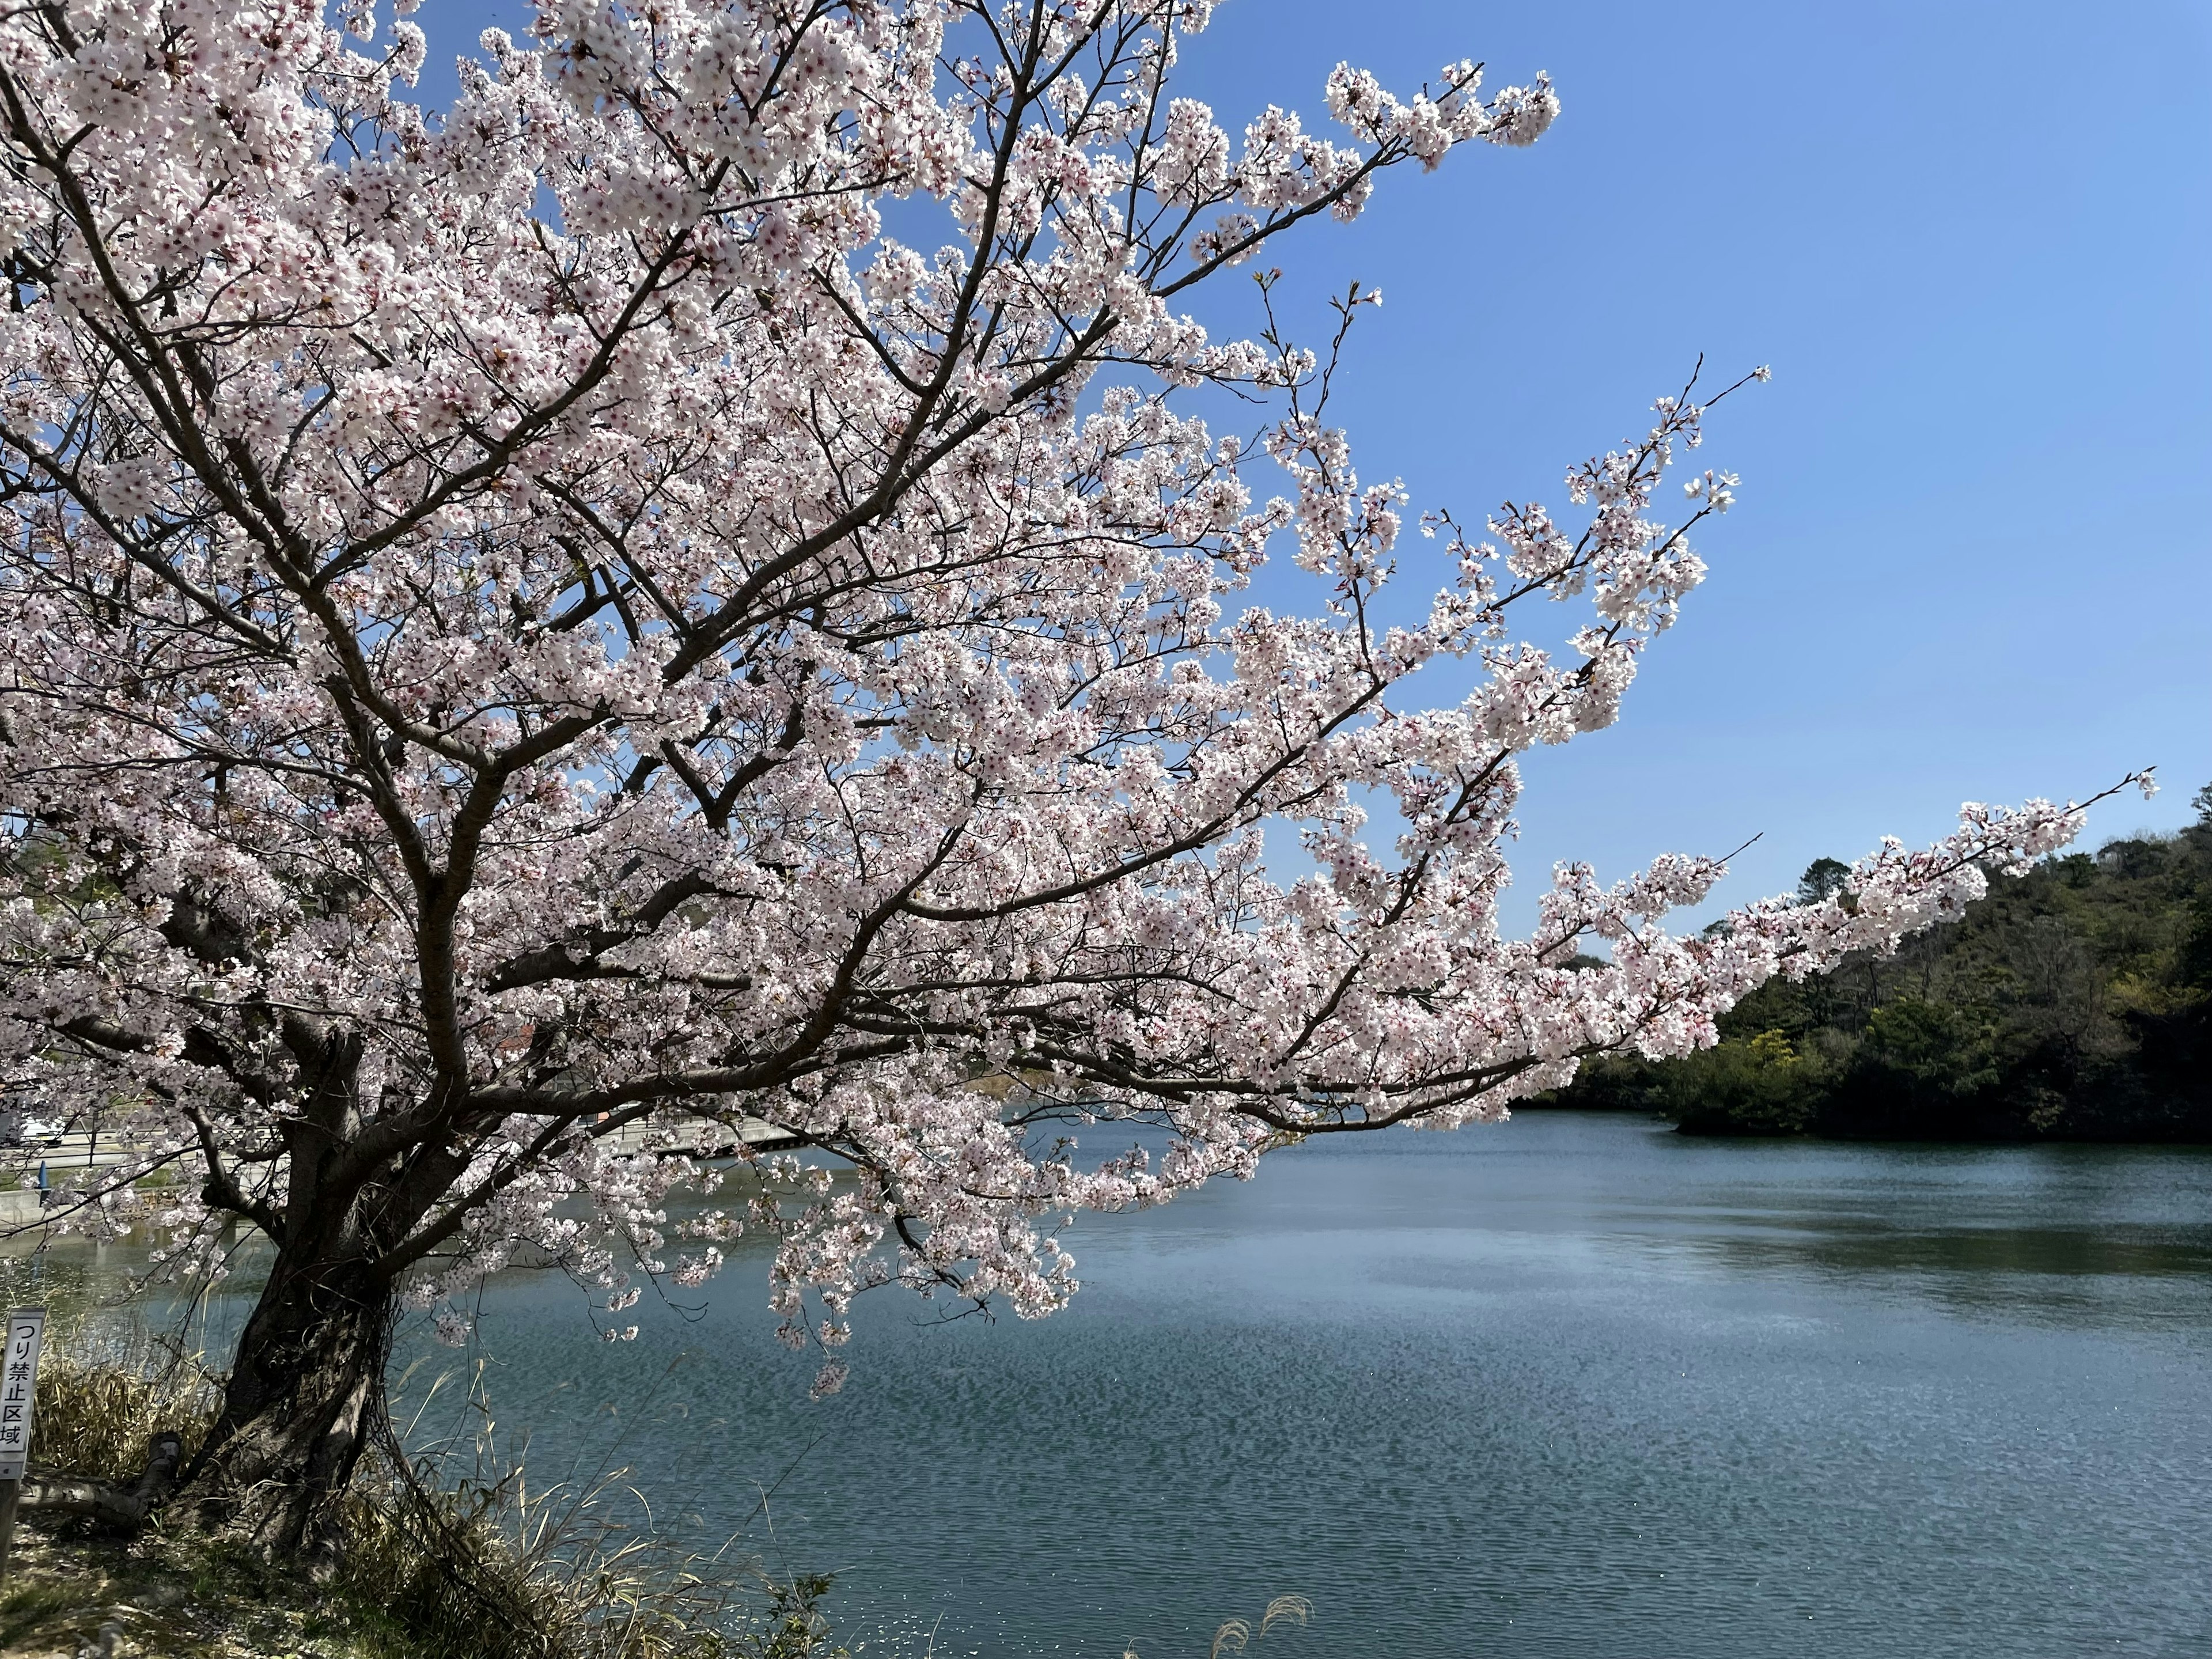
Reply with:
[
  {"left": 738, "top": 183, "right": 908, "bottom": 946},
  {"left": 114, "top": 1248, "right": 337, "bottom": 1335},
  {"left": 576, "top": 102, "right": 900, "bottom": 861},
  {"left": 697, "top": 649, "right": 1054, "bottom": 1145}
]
[{"left": 1797, "top": 857, "right": 1853, "bottom": 906}]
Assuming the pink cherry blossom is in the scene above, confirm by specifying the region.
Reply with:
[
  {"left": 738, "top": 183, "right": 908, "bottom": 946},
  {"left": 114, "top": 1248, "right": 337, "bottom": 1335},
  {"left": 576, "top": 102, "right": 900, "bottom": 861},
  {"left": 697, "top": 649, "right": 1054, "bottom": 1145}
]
[{"left": 0, "top": 0, "right": 2143, "bottom": 1541}]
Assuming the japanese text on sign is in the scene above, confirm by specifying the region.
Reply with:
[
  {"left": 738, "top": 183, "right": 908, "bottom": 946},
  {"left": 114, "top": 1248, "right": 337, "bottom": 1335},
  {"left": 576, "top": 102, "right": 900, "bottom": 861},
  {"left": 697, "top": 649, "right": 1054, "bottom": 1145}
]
[{"left": 0, "top": 1308, "right": 45, "bottom": 1482}]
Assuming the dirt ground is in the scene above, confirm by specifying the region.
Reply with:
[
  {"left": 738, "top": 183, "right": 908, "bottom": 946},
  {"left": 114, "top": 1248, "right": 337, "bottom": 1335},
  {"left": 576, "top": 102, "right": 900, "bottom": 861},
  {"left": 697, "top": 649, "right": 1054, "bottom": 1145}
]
[{"left": 0, "top": 1524, "right": 399, "bottom": 1659}]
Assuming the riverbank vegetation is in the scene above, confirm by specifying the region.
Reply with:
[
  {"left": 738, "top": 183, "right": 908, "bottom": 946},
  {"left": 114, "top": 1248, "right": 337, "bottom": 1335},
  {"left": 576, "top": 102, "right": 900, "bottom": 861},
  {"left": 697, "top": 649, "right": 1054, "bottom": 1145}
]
[
  {"left": 1548, "top": 786, "right": 2212, "bottom": 1140},
  {"left": 2, "top": 1337, "right": 844, "bottom": 1659}
]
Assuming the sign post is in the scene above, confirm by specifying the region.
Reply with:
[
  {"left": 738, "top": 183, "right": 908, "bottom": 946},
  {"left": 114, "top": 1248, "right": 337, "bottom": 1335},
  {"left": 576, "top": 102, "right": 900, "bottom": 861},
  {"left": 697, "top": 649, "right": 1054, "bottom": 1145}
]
[{"left": 0, "top": 1306, "right": 46, "bottom": 1586}]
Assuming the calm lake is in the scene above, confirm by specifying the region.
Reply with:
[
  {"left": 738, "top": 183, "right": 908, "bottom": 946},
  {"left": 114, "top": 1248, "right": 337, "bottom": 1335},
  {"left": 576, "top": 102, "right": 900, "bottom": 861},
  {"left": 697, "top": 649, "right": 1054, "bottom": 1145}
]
[{"left": 24, "top": 1111, "right": 2212, "bottom": 1657}]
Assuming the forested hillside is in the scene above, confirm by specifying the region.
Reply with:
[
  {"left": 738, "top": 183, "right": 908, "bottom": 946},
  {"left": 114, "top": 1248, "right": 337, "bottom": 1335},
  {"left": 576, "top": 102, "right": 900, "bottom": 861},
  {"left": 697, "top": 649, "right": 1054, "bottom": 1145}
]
[{"left": 1551, "top": 786, "right": 2212, "bottom": 1141}]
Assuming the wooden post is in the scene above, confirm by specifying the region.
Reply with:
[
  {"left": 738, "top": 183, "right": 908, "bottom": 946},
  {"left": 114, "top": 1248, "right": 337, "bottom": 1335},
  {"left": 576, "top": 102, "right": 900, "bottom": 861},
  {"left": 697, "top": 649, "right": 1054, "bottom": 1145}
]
[
  {"left": 0, "top": 1477, "right": 18, "bottom": 1586},
  {"left": 0, "top": 1306, "right": 47, "bottom": 1586}
]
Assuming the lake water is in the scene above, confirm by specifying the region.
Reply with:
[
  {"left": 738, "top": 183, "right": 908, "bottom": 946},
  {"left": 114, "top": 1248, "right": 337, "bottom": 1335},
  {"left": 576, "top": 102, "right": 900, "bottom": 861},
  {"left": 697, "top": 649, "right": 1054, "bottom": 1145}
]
[
  {"left": 419, "top": 1111, "right": 2212, "bottom": 1659},
  {"left": 18, "top": 1111, "right": 2212, "bottom": 1657}
]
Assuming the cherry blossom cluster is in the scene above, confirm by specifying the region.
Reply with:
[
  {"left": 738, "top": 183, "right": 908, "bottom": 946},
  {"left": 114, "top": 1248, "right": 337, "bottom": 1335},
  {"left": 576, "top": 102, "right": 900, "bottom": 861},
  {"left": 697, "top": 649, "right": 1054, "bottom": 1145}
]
[{"left": 0, "top": 0, "right": 2139, "bottom": 1389}]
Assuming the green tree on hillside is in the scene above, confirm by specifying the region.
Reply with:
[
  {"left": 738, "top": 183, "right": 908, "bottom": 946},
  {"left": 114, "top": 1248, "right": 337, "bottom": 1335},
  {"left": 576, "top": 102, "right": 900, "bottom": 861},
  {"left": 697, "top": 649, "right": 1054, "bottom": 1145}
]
[{"left": 1550, "top": 787, "right": 2212, "bottom": 1141}]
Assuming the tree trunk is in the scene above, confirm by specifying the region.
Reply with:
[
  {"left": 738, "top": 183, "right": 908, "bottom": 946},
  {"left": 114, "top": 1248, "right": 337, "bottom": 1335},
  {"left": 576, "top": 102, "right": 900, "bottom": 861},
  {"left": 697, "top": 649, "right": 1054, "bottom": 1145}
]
[{"left": 179, "top": 1247, "right": 395, "bottom": 1558}]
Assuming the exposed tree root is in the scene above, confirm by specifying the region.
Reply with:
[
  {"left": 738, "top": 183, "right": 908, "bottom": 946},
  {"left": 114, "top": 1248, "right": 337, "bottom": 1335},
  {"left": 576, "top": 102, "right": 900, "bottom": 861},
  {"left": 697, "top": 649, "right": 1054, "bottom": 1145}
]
[{"left": 18, "top": 1432, "right": 184, "bottom": 1533}]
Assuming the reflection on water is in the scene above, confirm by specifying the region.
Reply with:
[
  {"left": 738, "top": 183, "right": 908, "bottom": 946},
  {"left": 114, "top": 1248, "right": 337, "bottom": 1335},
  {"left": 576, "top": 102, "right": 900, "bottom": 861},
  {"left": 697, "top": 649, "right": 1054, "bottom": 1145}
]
[
  {"left": 1596, "top": 1142, "right": 2212, "bottom": 1328},
  {"left": 11, "top": 1112, "right": 2212, "bottom": 1659},
  {"left": 1673, "top": 1207, "right": 2211, "bottom": 1291}
]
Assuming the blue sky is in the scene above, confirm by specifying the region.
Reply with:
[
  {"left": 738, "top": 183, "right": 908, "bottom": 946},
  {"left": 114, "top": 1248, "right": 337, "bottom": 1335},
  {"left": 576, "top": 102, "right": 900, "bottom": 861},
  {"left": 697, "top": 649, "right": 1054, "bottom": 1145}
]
[{"left": 422, "top": 2, "right": 2211, "bottom": 927}]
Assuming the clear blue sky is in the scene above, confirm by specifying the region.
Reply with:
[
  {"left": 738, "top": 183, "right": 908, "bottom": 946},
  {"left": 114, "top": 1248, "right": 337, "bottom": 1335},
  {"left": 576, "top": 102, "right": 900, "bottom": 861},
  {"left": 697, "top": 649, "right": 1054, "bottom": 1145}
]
[{"left": 424, "top": 2, "right": 2211, "bottom": 927}]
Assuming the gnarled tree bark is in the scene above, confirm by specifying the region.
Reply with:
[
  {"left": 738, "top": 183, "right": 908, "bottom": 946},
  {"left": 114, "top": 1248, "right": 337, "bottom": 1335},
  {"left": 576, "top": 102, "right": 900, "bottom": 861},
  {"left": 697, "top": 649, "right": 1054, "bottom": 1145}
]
[{"left": 177, "top": 1252, "right": 395, "bottom": 1555}]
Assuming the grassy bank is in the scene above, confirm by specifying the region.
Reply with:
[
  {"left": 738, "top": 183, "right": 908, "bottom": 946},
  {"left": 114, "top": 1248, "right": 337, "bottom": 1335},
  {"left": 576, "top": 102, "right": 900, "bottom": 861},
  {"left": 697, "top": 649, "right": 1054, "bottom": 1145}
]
[
  {"left": 2, "top": 1339, "right": 844, "bottom": 1659},
  {"left": 2, "top": 1530, "right": 847, "bottom": 1659}
]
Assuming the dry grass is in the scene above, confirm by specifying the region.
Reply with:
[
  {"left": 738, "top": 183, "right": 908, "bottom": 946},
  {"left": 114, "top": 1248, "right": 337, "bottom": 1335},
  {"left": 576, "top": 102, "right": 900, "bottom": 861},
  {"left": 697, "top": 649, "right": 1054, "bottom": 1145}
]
[
  {"left": 1117, "top": 1593, "right": 1314, "bottom": 1659},
  {"left": 336, "top": 1453, "right": 844, "bottom": 1659},
  {"left": 1206, "top": 1595, "right": 1312, "bottom": 1657},
  {"left": 11, "top": 1330, "right": 844, "bottom": 1659},
  {"left": 26, "top": 1329, "right": 222, "bottom": 1483}
]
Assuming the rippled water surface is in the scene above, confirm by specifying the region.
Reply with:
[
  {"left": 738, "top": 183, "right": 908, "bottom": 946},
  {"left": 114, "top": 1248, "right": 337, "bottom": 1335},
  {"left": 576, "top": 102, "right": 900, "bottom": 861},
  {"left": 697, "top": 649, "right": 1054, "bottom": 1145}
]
[
  {"left": 25, "top": 1112, "right": 2212, "bottom": 1657},
  {"left": 429, "top": 1113, "right": 2212, "bottom": 1658}
]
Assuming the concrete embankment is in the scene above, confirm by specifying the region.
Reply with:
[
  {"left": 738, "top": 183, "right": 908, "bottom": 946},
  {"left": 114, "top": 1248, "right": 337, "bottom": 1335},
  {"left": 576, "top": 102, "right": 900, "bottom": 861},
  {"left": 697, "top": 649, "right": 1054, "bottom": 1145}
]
[{"left": 1, "top": 1119, "right": 804, "bottom": 1229}]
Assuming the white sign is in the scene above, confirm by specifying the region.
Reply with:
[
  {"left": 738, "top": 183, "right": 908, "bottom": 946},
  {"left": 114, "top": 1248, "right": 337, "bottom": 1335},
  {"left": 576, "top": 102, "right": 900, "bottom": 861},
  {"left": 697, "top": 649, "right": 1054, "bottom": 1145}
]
[{"left": 0, "top": 1308, "right": 44, "bottom": 1481}]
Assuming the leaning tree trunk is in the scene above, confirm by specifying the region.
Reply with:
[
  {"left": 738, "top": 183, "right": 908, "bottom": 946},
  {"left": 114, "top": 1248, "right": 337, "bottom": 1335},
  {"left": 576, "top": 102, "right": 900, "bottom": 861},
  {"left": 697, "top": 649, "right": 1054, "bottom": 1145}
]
[
  {"left": 170, "top": 1027, "right": 434, "bottom": 1556},
  {"left": 178, "top": 1243, "right": 396, "bottom": 1558}
]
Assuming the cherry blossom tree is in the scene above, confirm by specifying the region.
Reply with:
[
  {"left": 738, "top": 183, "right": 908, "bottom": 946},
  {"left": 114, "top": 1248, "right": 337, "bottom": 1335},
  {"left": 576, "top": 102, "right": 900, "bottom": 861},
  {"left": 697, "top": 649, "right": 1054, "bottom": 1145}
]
[{"left": 0, "top": 0, "right": 2144, "bottom": 1551}]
